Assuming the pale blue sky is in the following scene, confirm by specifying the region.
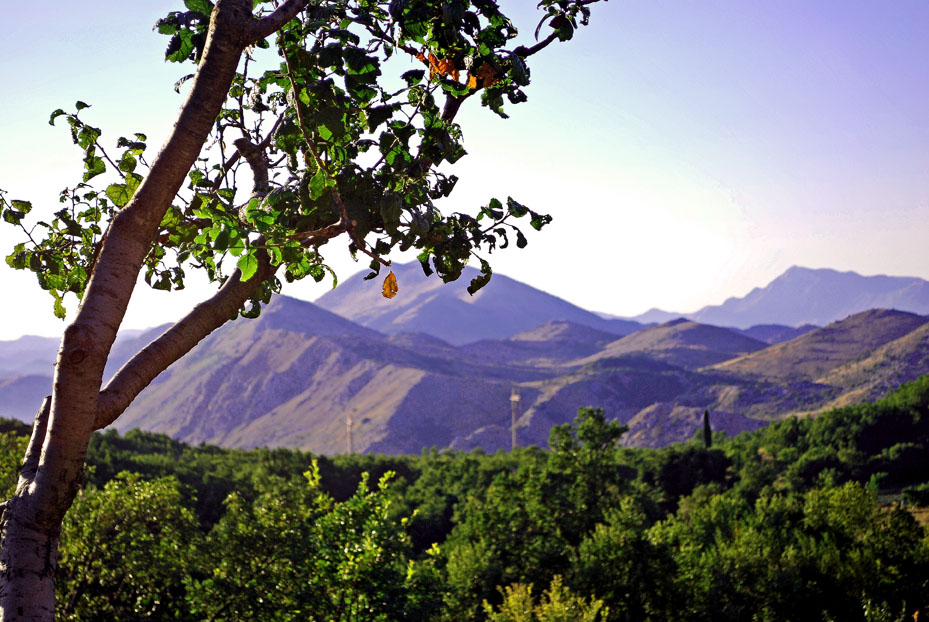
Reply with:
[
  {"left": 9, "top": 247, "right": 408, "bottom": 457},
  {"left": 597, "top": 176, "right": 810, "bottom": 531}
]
[{"left": 1, "top": 1, "right": 927, "bottom": 339}]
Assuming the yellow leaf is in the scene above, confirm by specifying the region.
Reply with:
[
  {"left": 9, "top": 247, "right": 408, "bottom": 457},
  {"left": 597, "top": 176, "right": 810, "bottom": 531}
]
[{"left": 382, "top": 270, "right": 398, "bottom": 299}]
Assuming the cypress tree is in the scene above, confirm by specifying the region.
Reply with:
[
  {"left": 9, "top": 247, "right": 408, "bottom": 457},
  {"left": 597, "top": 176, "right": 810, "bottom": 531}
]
[{"left": 702, "top": 409, "right": 712, "bottom": 448}]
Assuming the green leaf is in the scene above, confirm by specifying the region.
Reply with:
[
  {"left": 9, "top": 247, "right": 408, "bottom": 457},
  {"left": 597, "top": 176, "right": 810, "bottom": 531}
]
[
  {"left": 75, "top": 101, "right": 91, "bottom": 111},
  {"left": 183, "top": 0, "right": 213, "bottom": 15},
  {"left": 308, "top": 169, "right": 333, "bottom": 200},
  {"left": 529, "top": 210, "right": 552, "bottom": 231},
  {"left": 10, "top": 200, "right": 32, "bottom": 215},
  {"left": 343, "top": 47, "right": 379, "bottom": 76},
  {"left": 507, "top": 196, "right": 528, "bottom": 218},
  {"left": 118, "top": 153, "right": 137, "bottom": 174},
  {"left": 213, "top": 228, "right": 230, "bottom": 251},
  {"left": 49, "top": 109, "right": 67, "bottom": 126},
  {"left": 105, "top": 183, "right": 132, "bottom": 208},
  {"left": 160, "top": 206, "right": 183, "bottom": 228},
  {"left": 401, "top": 69, "right": 425, "bottom": 86},
  {"left": 237, "top": 252, "right": 259, "bottom": 281},
  {"left": 125, "top": 173, "right": 143, "bottom": 195},
  {"left": 366, "top": 105, "right": 394, "bottom": 132},
  {"left": 165, "top": 29, "right": 195, "bottom": 63},
  {"left": 83, "top": 156, "right": 105, "bottom": 182}
]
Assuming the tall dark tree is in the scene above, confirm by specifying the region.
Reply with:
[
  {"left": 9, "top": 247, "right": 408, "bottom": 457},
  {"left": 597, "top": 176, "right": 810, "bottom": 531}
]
[{"left": 703, "top": 409, "right": 712, "bottom": 448}]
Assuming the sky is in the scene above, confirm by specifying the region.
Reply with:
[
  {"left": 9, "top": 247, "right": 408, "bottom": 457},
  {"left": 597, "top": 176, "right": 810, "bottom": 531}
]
[{"left": 1, "top": 1, "right": 927, "bottom": 340}]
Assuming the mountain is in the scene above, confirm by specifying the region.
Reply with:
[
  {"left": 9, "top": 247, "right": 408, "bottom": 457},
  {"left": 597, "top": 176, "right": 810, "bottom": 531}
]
[
  {"left": 736, "top": 323, "right": 818, "bottom": 345},
  {"left": 815, "top": 320, "right": 929, "bottom": 409},
  {"left": 0, "top": 329, "right": 178, "bottom": 423},
  {"left": 620, "top": 403, "right": 767, "bottom": 449},
  {"left": 631, "top": 266, "right": 929, "bottom": 329},
  {"left": 706, "top": 309, "right": 929, "bottom": 418},
  {"left": 314, "top": 262, "right": 642, "bottom": 345},
  {"left": 6, "top": 264, "right": 929, "bottom": 454},
  {"left": 459, "top": 321, "right": 619, "bottom": 366},
  {"left": 114, "top": 296, "right": 543, "bottom": 454},
  {"left": 0, "top": 336, "right": 59, "bottom": 377},
  {"left": 712, "top": 309, "right": 929, "bottom": 381},
  {"left": 574, "top": 319, "right": 767, "bottom": 370},
  {"left": 0, "top": 375, "right": 51, "bottom": 422}
]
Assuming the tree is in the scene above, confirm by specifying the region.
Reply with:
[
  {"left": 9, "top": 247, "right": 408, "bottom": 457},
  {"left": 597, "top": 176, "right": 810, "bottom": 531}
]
[{"left": 0, "top": 0, "right": 604, "bottom": 617}]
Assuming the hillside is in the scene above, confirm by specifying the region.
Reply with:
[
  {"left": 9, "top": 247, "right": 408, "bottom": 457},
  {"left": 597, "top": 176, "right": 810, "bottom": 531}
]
[
  {"left": 816, "top": 321, "right": 929, "bottom": 408},
  {"left": 115, "top": 296, "right": 544, "bottom": 454},
  {"left": 6, "top": 266, "right": 929, "bottom": 453},
  {"left": 574, "top": 319, "right": 767, "bottom": 370},
  {"left": 712, "top": 309, "right": 929, "bottom": 381}
]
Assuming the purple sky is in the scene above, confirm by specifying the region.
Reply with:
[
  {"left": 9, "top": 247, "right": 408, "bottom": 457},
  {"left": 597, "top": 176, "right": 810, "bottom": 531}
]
[{"left": 1, "top": 1, "right": 927, "bottom": 339}]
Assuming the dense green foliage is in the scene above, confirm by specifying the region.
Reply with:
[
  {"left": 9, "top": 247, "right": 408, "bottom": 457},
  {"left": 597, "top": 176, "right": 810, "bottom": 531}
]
[{"left": 2, "top": 378, "right": 929, "bottom": 620}]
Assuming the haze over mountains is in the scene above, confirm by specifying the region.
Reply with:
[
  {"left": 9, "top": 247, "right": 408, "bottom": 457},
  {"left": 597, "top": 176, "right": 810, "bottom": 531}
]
[
  {"left": 2, "top": 265, "right": 929, "bottom": 453},
  {"left": 314, "top": 261, "right": 641, "bottom": 344},
  {"left": 632, "top": 266, "right": 929, "bottom": 328}
]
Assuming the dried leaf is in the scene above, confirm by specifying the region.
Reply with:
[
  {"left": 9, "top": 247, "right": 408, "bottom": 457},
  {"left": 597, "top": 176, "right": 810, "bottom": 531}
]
[
  {"left": 467, "top": 64, "right": 499, "bottom": 91},
  {"left": 382, "top": 270, "right": 398, "bottom": 299},
  {"left": 418, "top": 49, "right": 460, "bottom": 81}
]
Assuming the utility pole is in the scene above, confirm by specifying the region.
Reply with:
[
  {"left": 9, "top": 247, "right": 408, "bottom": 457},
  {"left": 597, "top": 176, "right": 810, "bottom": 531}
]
[
  {"left": 346, "top": 414, "right": 354, "bottom": 454},
  {"left": 510, "top": 386, "right": 521, "bottom": 450}
]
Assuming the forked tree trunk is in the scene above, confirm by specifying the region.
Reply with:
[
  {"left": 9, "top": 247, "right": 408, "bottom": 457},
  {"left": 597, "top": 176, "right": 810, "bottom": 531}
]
[{"left": 0, "top": 1, "right": 306, "bottom": 618}]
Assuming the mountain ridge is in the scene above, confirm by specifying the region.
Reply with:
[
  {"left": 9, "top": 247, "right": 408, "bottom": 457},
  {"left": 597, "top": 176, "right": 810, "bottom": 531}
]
[
  {"left": 3, "top": 266, "right": 929, "bottom": 453},
  {"left": 627, "top": 267, "right": 929, "bottom": 328}
]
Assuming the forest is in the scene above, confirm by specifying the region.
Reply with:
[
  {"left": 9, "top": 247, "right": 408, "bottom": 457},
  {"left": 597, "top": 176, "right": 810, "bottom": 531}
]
[{"left": 2, "top": 376, "right": 928, "bottom": 621}]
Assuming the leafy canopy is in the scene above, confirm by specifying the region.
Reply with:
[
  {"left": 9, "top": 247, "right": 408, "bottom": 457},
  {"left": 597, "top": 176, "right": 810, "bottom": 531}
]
[{"left": 1, "top": 0, "right": 605, "bottom": 318}]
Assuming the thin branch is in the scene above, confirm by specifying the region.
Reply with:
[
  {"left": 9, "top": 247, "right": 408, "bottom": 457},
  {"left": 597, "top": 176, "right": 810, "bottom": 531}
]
[
  {"left": 281, "top": 52, "right": 389, "bottom": 267},
  {"left": 290, "top": 220, "right": 346, "bottom": 242},
  {"left": 250, "top": 0, "right": 311, "bottom": 43},
  {"left": 516, "top": 31, "right": 560, "bottom": 58},
  {"left": 18, "top": 396, "right": 51, "bottom": 488}
]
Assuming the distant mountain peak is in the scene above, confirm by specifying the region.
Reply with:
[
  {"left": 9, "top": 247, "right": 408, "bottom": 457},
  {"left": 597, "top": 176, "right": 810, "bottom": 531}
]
[
  {"left": 315, "top": 261, "right": 642, "bottom": 345},
  {"left": 631, "top": 267, "right": 929, "bottom": 329}
]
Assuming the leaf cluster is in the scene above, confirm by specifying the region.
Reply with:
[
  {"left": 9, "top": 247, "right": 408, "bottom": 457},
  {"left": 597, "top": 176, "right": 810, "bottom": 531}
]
[{"left": 3, "top": 0, "right": 603, "bottom": 320}]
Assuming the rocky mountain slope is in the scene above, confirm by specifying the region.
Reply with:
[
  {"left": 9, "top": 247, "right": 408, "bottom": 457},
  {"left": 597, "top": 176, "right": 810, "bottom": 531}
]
[
  {"left": 107, "top": 305, "right": 929, "bottom": 453},
  {"left": 4, "top": 266, "right": 929, "bottom": 453}
]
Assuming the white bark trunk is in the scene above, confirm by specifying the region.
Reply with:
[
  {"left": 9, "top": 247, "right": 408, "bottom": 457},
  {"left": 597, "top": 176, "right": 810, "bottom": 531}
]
[{"left": 0, "top": 1, "right": 310, "bottom": 617}]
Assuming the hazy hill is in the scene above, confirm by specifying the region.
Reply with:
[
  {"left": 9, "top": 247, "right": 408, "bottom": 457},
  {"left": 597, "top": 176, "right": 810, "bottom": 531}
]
[
  {"left": 459, "top": 320, "right": 619, "bottom": 367},
  {"left": 632, "top": 266, "right": 929, "bottom": 328},
  {"left": 0, "top": 375, "right": 51, "bottom": 421},
  {"left": 314, "top": 262, "right": 642, "bottom": 345},
  {"left": 575, "top": 318, "right": 768, "bottom": 370},
  {"left": 115, "top": 296, "right": 548, "bottom": 454},
  {"left": 736, "top": 323, "right": 819, "bottom": 345},
  {"left": 0, "top": 336, "right": 58, "bottom": 377},
  {"left": 712, "top": 309, "right": 929, "bottom": 381},
  {"left": 5, "top": 266, "right": 929, "bottom": 453},
  {"left": 816, "top": 320, "right": 929, "bottom": 408}
]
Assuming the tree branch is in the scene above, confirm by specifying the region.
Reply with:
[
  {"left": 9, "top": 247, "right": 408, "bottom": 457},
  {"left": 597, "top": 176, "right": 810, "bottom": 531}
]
[
  {"left": 250, "top": 0, "right": 311, "bottom": 43},
  {"left": 94, "top": 247, "right": 275, "bottom": 429},
  {"left": 96, "top": 127, "right": 283, "bottom": 430},
  {"left": 18, "top": 397, "right": 51, "bottom": 489}
]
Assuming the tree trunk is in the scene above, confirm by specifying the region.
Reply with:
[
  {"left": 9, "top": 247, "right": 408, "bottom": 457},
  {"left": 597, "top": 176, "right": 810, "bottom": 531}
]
[{"left": 0, "top": 1, "right": 309, "bottom": 617}]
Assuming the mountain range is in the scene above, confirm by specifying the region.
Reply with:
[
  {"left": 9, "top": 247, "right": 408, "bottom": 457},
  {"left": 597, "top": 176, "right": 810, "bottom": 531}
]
[
  {"left": 632, "top": 266, "right": 929, "bottom": 328},
  {"left": 2, "top": 265, "right": 929, "bottom": 452}
]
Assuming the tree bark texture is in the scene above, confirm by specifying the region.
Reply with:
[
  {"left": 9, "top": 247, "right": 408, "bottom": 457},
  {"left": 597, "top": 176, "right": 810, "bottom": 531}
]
[{"left": 0, "top": 0, "right": 309, "bottom": 618}]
